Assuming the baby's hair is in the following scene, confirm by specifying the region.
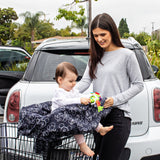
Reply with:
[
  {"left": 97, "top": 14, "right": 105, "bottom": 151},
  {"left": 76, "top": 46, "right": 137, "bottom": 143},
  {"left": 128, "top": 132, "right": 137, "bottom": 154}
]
[{"left": 55, "top": 62, "right": 78, "bottom": 83}]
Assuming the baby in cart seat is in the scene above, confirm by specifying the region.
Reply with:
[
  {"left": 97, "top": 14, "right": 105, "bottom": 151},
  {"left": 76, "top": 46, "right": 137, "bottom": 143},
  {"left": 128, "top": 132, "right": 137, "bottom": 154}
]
[{"left": 51, "top": 62, "right": 113, "bottom": 157}]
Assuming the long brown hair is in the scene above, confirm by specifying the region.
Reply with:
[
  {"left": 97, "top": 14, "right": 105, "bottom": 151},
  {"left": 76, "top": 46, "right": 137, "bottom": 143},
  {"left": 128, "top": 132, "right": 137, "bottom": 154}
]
[{"left": 89, "top": 13, "right": 124, "bottom": 79}]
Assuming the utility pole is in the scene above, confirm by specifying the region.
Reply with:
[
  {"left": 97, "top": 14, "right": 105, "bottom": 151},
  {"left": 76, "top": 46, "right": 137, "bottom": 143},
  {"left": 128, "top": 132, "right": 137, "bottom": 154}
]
[
  {"left": 88, "top": 0, "right": 92, "bottom": 27},
  {"left": 143, "top": 27, "right": 146, "bottom": 32},
  {"left": 78, "top": 0, "right": 92, "bottom": 38},
  {"left": 87, "top": 0, "right": 92, "bottom": 38},
  {"left": 151, "top": 22, "right": 155, "bottom": 40},
  {"left": 151, "top": 22, "right": 155, "bottom": 33}
]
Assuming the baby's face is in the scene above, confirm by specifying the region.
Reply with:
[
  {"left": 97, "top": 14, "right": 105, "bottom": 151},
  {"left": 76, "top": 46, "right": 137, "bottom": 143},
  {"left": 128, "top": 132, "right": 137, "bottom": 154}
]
[{"left": 58, "top": 70, "right": 77, "bottom": 91}]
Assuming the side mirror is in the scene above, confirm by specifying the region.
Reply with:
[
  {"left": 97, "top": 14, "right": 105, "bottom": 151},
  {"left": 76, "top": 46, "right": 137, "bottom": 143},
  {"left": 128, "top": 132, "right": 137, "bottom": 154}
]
[{"left": 152, "top": 65, "right": 159, "bottom": 74}]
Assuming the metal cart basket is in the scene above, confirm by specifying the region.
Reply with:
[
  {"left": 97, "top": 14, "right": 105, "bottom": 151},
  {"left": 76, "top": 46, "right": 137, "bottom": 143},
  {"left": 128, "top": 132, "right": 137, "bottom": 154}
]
[{"left": 0, "top": 123, "right": 98, "bottom": 160}]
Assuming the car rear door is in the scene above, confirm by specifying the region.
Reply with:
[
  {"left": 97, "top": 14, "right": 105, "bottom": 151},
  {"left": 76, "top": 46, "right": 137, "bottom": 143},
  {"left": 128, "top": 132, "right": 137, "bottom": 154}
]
[
  {"left": 23, "top": 49, "right": 91, "bottom": 107},
  {"left": 129, "top": 47, "right": 154, "bottom": 136},
  {"left": 129, "top": 84, "right": 149, "bottom": 136}
]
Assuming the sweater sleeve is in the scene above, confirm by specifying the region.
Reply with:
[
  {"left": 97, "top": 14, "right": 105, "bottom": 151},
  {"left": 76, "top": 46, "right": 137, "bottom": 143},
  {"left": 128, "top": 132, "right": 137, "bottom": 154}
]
[
  {"left": 75, "top": 64, "right": 92, "bottom": 93},
  {"left": 112, "top": 53, "right": 144, "bottom": 106}
]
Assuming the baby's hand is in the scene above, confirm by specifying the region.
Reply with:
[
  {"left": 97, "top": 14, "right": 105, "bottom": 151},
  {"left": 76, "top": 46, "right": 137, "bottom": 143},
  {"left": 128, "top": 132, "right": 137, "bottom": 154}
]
[
  {"left": 103, "top": 97, "right": 114, "bottom": 108},
  {"left": 80, "top": 97, "right": 91, "bottom": 105}
]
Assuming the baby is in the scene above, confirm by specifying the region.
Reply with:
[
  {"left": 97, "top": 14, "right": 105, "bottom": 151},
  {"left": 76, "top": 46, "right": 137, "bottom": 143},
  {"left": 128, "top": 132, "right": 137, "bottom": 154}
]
[{"left": 51, "top": 62, "right": 113, "bottom": 157}]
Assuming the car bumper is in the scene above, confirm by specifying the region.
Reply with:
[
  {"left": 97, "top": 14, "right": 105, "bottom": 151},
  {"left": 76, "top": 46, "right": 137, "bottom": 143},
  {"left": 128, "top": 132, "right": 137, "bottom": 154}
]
[{"left": 126, "top": 126, "right": 160, "bottom": 160}]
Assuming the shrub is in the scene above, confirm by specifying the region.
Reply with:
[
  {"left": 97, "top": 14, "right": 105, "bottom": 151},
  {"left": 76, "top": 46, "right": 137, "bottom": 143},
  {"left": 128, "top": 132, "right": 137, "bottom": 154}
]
[{"left": 147, "top": 51, "right": 160, "bottom": 79}]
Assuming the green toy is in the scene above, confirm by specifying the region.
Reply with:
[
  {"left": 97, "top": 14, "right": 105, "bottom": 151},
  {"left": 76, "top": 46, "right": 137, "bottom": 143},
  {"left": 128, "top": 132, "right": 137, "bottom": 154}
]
[{"left": 90, "top": 92, "right": 104, "bottom": 112}]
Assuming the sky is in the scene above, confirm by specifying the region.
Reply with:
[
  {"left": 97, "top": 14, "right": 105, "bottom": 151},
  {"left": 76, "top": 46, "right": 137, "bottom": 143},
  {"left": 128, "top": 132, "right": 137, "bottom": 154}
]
[{"left": 1, "top": 0, "right": 160, "bottom": 35}]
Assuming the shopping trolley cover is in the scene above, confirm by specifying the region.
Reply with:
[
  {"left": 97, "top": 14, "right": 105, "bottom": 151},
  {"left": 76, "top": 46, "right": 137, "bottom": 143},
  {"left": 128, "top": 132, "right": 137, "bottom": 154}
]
[{"left": 18, "top": 100, "right": 111, "bottom": 153}]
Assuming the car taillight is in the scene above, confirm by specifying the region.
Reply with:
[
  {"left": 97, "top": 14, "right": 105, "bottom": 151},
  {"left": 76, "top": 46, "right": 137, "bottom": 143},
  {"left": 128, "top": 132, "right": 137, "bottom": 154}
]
[
  {"left": 153, "top": 88, "right": 160, "bottom": 122},
  {"left": 7, "top": 90, "right": 20, "bottom": 122},
  {"left": 25, "top": 56, "right": 30, "bottom": 60}
]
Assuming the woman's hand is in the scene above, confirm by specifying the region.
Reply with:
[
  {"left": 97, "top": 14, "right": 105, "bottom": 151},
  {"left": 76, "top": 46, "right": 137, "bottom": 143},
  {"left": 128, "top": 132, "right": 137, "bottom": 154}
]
[{"left": 104, "top": 97, "right": 114, "bottom": 108}]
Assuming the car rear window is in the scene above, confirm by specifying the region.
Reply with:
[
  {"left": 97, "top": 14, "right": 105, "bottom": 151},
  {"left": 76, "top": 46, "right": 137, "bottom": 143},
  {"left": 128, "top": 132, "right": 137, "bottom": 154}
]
[
  {"left": 25, "top": 47, "right": 155, "bottom": 82},
  {"left": 31, "top": 51, "right": 89, "bottom": 81},
  {"left": 134, "top": 49, "right": 155, "bottom": 80}
]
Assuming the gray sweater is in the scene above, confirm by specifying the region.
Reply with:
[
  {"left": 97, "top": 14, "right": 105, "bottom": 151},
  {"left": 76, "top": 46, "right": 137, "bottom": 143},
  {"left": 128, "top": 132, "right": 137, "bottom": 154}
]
[{"left": 76, "top": 48, "right": 144, "bottom": 118}]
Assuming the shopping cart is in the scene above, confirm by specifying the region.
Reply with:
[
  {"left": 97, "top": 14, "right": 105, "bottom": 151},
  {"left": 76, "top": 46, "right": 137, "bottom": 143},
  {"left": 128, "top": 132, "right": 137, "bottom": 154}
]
[{"left": 0, "top": 123, "right": 98, "bottom": 160}]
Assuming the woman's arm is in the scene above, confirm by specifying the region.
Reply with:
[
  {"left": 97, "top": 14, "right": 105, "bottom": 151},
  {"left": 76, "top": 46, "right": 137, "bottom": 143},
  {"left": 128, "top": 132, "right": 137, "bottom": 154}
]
[
  {"left": 111, "top": 53, "right": 144, "bottom": 106},
  {"left": 76, "top": 64, "right": 92, "bottom": 93}
]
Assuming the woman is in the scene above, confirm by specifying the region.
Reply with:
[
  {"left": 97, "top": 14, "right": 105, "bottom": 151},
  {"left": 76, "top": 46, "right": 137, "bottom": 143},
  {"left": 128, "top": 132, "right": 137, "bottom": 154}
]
[{"left": 76, "top": 13, "right": 144, "bottom": 160}]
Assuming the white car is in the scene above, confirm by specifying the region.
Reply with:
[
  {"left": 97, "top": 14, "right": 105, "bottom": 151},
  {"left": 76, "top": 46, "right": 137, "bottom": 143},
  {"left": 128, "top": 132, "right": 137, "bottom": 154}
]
[
  {"left": 0, "top": 46, "right": 31, "bottom": 115},
  {"left": 2, "top": 37, "right": 160, "bottom": 160}
]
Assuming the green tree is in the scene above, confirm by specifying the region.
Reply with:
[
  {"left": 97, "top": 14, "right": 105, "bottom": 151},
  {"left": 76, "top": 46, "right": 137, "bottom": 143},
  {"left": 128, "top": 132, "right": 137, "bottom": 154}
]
[
  {"left": 20, "top": 11, "right": 44, "bottom": 47},
  {"left": 36, "top": 20, "right": 57, "bottom": 39},
  {"left": 71, "top": 15, "right": 87, "bottom": 36},
  {"left": 122, "top": 32, "right": 151, "bottom": 46},
  {"left": 118, "top": 18, "right": 129, "bottom": 38},
  {"left": 0, "top": 8, "right": 18, "bottom": 45},
  {"left": 135, "top": 32, "right": 150, "bottom": 46},
  {"left": 56, "top": 6, "right": 87, "bottom": 36},
  {"left": 147, "top": 40, "right": 160, "bottom": 56},
  {"left": 59, "top": 26, "right": 72, "bottom": 37},
  {"left": 12, "top": 23, "right": 31, "bottom": 48},
  {"left": 147, "top": 40, "right": 160, "bottom": 78},
  {"left": 66, "top": 0, "right": 98, "bottom": 34},
  {"left": 123, "top": 32, "right": 137, "bottom": 39}
]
